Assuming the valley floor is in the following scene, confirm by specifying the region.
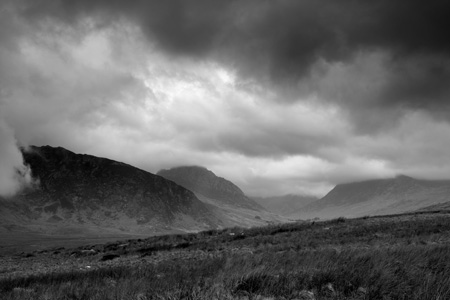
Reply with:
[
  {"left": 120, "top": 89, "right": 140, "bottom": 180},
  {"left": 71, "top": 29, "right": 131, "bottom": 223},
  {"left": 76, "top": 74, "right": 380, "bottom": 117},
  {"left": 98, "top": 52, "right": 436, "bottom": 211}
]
[
  {"left": 1, "top": 211, "right": 450, "bottom": 299},
  {"left": 0, "top": 232, "right": 152, "bottom": 256}
]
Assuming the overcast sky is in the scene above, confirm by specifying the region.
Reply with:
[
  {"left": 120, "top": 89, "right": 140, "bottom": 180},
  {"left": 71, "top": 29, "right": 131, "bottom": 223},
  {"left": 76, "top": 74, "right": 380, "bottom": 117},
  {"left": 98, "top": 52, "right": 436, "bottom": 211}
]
[{"left": 1, "top": 0, "right": 450, "bottom": 197}]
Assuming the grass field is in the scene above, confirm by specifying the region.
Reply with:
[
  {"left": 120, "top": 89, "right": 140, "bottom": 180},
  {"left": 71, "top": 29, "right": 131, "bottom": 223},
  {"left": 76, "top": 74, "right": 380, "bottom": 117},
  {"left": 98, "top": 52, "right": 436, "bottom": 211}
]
[
  {"left": 1, "top": 211, "right": 450, "bottom": 299},
  {"left": 0, "top": 232, "right": 152, "bottom": 256}
]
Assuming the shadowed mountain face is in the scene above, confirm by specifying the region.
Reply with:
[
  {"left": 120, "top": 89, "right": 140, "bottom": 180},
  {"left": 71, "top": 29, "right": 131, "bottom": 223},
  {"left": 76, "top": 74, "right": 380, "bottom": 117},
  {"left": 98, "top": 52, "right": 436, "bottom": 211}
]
[
  {"left": 0, "top": 146, "right": 219, "bottom": 236},
  {"left": 252, "top": 194, "right": 318, "bottom": 218},
  {"left": 296, "top": 175, "right": 450, "bottom": 219},
  {"left": 157, "top": 166, "right": 286, "bottom": 227},
  {"left": 157, "top": 166, "right": 264, "bottom": 211},
  {"left": 418, "top": 201, "right": 450, "bottom": 212}
]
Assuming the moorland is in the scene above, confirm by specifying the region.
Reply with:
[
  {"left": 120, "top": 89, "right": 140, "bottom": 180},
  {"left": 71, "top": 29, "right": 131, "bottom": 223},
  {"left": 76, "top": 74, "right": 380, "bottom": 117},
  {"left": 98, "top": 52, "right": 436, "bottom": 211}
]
[{"left": 1, "top": 210, "right": 450, "bottom": 299}]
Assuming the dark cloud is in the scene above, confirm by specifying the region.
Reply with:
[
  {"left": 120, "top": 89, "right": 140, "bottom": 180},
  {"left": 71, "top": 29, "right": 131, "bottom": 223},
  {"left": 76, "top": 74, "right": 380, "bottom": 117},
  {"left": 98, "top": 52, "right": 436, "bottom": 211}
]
[
  {"left": 190, "top": 121, "right": 344, "bottom": 159},
  {"left": 344, "top": 1, "right": 450, "bottom": 55},
  {"left": 21, "top": 0, "right": 233, "bottom": 56},
  {"left": 2, "top": 0, "right": 450, "bottom": 196},
  {"left": 381, "top": 55, "right": 450, "bottom": 111},
  {"left": 16, "top": 0, "right": 450, "bottom": 115}
]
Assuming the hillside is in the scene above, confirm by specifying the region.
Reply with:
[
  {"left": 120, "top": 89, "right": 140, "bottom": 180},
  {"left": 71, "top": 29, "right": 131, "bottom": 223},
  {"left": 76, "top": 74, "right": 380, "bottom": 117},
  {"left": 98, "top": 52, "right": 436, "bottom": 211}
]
[
  {"left": 2, "top": 211, "right": 450, "bottom": 299},
  {"left": 252, "top": 194, "right": 318, "bottom": 217},
  {"left": 157, "top": 166, "right": 284, "bottom": 227},
  {"left": 0, "top": 146, "right": 220, "bottom": 237},
  {"left": 296, "top": 175, "right": 450, "bottom": 219},
  {"left": 157, "top": 166, "right": 264, "bottom": 210},
  {"left": 417, "top": 201, "right": 450, "bottom": 212}
]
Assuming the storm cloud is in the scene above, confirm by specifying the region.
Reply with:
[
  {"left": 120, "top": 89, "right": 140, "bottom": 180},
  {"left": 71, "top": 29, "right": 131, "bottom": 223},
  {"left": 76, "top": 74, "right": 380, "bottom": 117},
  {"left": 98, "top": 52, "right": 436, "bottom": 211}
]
[
  {"left": 1, "top": 0, "right": 450, "bottom": 196},
  {"left": 19, "top": 0, "right": 450, "bottom": 110}
]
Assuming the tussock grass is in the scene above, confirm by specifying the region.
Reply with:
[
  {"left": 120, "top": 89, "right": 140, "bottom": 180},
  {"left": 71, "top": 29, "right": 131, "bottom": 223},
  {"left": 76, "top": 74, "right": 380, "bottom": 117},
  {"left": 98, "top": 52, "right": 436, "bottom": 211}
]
[{"left": 2, "top": 212, "right": 450, "bottom": 299}]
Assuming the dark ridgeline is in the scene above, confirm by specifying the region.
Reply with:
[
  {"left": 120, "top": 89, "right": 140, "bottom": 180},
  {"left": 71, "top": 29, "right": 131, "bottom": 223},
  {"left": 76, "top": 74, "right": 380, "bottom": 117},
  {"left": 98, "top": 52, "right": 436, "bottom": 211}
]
[
  {"left": 0, "top": 145, "right": 218, "bottom": 235},
  {"left": 157, "top": 166, "right": 265, "bottom": 211}
]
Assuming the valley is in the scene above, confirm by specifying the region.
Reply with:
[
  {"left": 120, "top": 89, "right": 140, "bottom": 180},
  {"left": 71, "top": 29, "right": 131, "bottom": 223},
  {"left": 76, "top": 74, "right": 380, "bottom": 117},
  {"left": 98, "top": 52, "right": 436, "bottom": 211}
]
[
  {"left": 2, "top": 146, "right": 450, "bottom": 299},
  {"left": 2, "top": 1, "right": 449, "bottom": 298},
  {"left": 1, "top": 210, "right": 450, "bottom": 299},
  {"left": 0, "top": 232, "right": 150, "bottom": 256},
  {"left": 0, "top": 146, "right": 279, "bottom": 241},
  {"left": 261, "top": 175, "right": 450, "bottom": 220},
  {"left": 3, "top": 145, "right": 450, "bottom": 242}
]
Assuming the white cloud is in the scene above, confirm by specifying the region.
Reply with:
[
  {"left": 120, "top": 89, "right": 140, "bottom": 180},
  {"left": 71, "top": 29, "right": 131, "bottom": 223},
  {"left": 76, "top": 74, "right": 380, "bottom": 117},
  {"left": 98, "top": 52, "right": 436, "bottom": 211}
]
[{"left": 0, "top": 119, "right": 35, "bottom": 197}]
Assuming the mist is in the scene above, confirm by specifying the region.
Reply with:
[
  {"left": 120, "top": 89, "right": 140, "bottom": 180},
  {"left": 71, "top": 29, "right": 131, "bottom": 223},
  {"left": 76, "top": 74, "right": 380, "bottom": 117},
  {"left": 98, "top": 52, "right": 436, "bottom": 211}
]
[{"left": 0, "top": 120, "right": 35, "bottom": 197}]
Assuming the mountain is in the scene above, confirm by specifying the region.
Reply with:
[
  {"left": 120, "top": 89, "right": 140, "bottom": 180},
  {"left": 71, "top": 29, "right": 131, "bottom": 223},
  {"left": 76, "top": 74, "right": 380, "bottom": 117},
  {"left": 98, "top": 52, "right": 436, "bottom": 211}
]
[
  {"left": 252, "top": 194, "right": 318, "bottom": 217},
  {"left": 295, "top": 175, "right": 450, "bottom": 219},
  {"left": 0, "top": 146, "right": 221, "bottom": 237},
  {"left": 157, "top": 166, "right": 284, "bottom": 227},
  {"left": 417, "top": 201, "right": 450, "bottom": 212},
  {"left": 157, "top": 166, "right": 264, "bottom": 210}
]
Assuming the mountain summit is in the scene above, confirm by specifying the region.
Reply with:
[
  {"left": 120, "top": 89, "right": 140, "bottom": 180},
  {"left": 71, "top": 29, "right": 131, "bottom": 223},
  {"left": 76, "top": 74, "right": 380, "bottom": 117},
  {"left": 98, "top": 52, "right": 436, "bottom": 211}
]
[{"left": 157, "top": 166, "right": 264, "bottom": 211}]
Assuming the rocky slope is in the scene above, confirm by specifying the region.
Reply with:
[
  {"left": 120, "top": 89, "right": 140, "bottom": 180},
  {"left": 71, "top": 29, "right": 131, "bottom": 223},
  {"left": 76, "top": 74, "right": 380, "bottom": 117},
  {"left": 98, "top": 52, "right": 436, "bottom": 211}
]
[
  {"left": 157, "top": 166, "right": 264, "bottom": 211},
  {"left": 252, "top": 194, "right": 318, "bottom": 218},
  {"left": 296, "top": 175, "right": 450, "bottom": 219},
  {"left": 0, "top": 146, "right": 220, "bottom": 237},
  {"left": 157, "top": 166, "right": 284, "bottom": 227}
]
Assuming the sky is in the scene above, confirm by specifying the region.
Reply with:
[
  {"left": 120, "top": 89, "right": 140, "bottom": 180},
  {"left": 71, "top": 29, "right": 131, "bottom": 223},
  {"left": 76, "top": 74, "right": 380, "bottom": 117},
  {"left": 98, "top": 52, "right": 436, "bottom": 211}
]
[{"left": 1, "top": 0, "right": 450, "bottom": 198}]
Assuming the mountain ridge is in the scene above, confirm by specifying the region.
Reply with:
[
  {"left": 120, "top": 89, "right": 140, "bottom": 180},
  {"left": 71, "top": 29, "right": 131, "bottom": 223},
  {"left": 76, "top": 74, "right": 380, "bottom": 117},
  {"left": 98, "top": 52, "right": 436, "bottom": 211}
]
[
  {"left": 157, "top": 166, "right": 265, "bottom": 211},
  {"left": 296, "top": 175, "right": 450, "bottom": 219},
  {"left": 0, "top": 145, "right": 220, "bottom": 236},
  {"left": 156, "top": 166, "right": 286, "bottom": 227}
]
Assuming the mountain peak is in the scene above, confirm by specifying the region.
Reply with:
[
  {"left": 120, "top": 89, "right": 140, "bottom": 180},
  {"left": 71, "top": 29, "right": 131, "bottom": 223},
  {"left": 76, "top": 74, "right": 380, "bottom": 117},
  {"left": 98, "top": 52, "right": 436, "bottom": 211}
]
[
  {"left": 157, "top": 165, "right": 245, "bottom": 196},
  {"left": 157, "top": 166, "right": 264, "bottom": 210},
  {"left": 159, "top": 165, "right": 213, "bottom": 176},
  {"left": 395, "top": 174, "right": 415, "bottom": 180},
  {"left": 29, "top": 145, "right": 73, "bottom": 153}
]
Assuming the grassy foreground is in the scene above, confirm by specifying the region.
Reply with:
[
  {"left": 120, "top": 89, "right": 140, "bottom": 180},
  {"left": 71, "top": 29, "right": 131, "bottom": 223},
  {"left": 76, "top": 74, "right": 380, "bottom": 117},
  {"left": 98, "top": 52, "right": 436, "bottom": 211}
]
[{"left": 1, "top": 211, "right": 450, "bottom": 299}]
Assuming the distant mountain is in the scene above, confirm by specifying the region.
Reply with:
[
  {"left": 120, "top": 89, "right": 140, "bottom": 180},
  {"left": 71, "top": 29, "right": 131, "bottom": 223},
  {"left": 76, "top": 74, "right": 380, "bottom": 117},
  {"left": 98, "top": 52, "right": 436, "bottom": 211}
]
[
  {"left": 417, "top": 201, "right": 450, "bottom": 212},
  {"left": 157, "top": 166, "right": 284, "bottom": 227},
  {"left": 157, "top": 166, "right": 264, "bottom": 211},
  {"left": 296, "top": 175, "right": 450, "bottom": 219},
  {"left": 252, "top": 194, "right": 318, "bottom": 217},
  {"left": 0, "top": 146, "right": 221, "bottom": 236}
]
